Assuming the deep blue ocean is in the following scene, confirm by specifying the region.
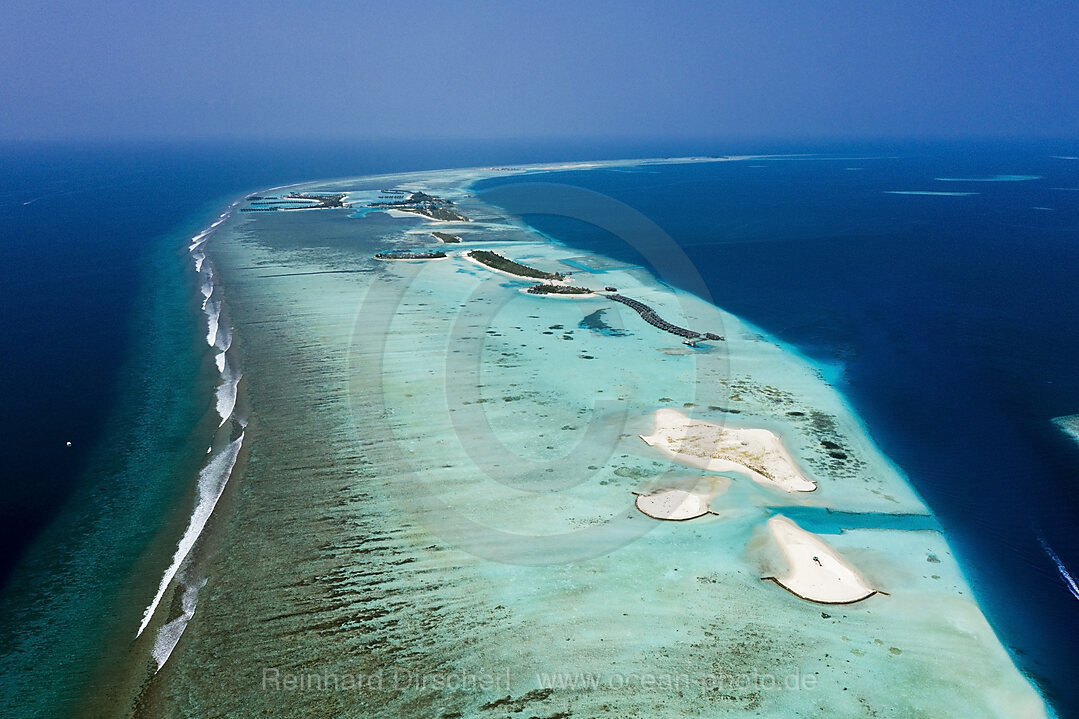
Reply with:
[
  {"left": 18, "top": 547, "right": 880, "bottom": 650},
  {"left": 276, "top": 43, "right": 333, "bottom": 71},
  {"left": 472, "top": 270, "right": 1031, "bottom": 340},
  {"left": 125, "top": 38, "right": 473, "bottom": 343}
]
[{"left": 1, "top": 140, "right": 1076, "bottom": 716}]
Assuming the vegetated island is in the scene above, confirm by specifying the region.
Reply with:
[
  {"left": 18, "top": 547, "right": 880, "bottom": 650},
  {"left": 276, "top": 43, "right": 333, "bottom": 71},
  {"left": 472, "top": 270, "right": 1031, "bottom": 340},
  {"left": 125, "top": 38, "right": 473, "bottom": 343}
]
[
  {"left": 374, "top": 250, "right": 448, "bottom": 261},
  {"left": 431, "top": 231, "right": 462, "bottom": 243},
  {"left": 527, "top": 283, "right": 593, "bottom": 295},
  {"left": 367, "top": 191, "right": 470, "bottom": 222},
  {"left": 466, "top": 250, "right": 565, "bottom": 280}
]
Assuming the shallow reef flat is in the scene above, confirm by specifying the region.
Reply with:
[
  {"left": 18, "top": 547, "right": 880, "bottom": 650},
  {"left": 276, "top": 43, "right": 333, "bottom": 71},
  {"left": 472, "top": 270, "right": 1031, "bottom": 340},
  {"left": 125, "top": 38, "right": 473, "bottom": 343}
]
[
  {"left": 1052, "top": 414, "right": 1079, "bottom": 447},
  {"left": 137, "top": 161, "right": 1049, "bottom": 718}
]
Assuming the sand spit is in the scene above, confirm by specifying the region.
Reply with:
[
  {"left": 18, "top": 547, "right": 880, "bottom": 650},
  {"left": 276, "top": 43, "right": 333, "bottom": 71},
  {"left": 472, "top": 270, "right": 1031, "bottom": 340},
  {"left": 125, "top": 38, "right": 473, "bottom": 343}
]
[
  {"left": 633, "top": 488, "right": 715, "bottom": 521},
  {"left": 764, "top": 515, "right": 877, "bottom": 604},
  {"left": 639, "top": 408, "right": 816, "bottom": 493}
]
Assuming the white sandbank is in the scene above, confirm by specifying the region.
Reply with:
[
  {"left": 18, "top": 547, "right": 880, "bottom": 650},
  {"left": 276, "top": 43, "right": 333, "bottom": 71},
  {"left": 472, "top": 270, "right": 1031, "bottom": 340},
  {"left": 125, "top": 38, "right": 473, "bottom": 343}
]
[
  {"left": 764, "top": 515, "right": 877, "bottom": 604},
  {"left": 639, "top": 408, "right": 816, "bottom": 493},
  {"left": 634, "top": 488, "right": 714, "bottom": 520},
  {"left": 382, "top": 208, "right": 431, "bottom": 219}
]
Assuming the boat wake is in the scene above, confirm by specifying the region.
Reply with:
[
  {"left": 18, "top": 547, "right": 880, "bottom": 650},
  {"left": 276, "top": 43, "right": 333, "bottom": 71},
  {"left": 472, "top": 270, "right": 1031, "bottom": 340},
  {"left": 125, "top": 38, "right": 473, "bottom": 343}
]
[{"left": 1039, "top": 536, "right": 1079, "bottom": 601}]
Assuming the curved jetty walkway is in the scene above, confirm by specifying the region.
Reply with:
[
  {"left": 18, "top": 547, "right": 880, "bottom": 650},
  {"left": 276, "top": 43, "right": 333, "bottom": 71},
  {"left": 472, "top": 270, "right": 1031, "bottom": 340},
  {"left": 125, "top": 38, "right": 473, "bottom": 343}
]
[{"left": 606, "top": 293, "right": 723, "bottom": 342}]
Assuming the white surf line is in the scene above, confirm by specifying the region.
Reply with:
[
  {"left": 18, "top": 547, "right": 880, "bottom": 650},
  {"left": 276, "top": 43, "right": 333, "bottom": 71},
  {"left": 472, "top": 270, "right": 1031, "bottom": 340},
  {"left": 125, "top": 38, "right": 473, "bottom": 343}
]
[
  {"left": 1038, "top": 536, "right": 1079, "bottom": 601},
  {"left": 136, "top": 202, "right": 247, "bottom": 639},
  {"left": 150, "top": 575, "right": 207, "bottom": 672},
  {"left": 136, "top": 432, "right": 245, "bottom": 638},
  {"left": 214, "top": 356, "right": 242, "bottom": 427},
  {"left": 205, "top": 299, "right": 221, "bottom": 347}
]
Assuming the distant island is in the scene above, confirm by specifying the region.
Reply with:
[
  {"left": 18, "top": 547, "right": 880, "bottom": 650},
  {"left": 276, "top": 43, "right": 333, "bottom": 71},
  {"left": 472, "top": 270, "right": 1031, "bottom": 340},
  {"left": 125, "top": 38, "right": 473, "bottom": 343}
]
[
  {"left": 466, "top": 250, "right": 565, "bottom": 280},
  {"left": 374, "top": 250, "right": 447, "bottom": 261},
  {"left": 431, "top": 231, "right": 462, "bottom": 243},
  {"left": 241, "top": 192, "right": 348, "bottom": 212},
  {"left": 367, "top": 191, "right": 470, "bottom": 222},
  {"left": 527, "top": 283, "right": 594, "bottom": 295}
]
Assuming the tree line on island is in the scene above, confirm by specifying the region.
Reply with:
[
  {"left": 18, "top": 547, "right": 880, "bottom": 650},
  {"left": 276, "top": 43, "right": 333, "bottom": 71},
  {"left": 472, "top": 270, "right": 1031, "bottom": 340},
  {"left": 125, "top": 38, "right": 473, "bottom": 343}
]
[{"left": 467, "top": 250, "right": 566, "bottom": 280}]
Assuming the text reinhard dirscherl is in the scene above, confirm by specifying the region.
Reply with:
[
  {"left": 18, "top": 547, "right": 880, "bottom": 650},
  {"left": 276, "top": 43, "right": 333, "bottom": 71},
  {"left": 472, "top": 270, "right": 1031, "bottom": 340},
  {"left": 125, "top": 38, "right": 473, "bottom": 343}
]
[{"left": 260, "top": 667, "right": 817, "bottom": 694}]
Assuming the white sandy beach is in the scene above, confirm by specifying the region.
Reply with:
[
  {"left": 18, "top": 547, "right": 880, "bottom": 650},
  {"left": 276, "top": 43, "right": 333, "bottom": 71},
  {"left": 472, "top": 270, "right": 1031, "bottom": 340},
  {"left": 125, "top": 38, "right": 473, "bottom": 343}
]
[
  {"left": 634, "top": 488, "right": 713, "bottom": 520},
  {"left": 639, "top": 408, "right": 817, "bottom": 493},
  {"left": 382, "top": 208, "right": 431, "bottom": 219},
  {"left": 765, "top": 515, "right": 877, "bottom": 604}
]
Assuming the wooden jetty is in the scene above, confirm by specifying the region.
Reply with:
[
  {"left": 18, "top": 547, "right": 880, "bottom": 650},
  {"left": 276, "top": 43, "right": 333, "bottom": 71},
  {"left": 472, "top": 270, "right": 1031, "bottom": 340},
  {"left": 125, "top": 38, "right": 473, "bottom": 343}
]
[{"left": 605, "top": 294, "right": 723, "bottom": 342}]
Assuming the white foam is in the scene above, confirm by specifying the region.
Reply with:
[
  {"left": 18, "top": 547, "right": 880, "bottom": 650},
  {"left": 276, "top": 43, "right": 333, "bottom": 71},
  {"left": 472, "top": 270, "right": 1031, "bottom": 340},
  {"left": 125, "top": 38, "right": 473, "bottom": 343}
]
[
  {"left": 205, "top": 300, "right": 221, "bottom": 347},
  {"left": 214, "top": 323, "right": 232, "bottom": 353},
  {"left": 150, "top": 575, "right": 206, "bottom": 672},
  {"left": 200, "top": 272, "right": 214, "bottom": 309},
  {"left": 214, "top": 351, "right": 226, "bottom": 374},
  {"left": 136, "top": 433, "right": 245, "bottom": 638},
  {"left": 188, "top": 228, "right": 213, "bottom": 252},
  {"left": 192, "top": 250, "right": 205, "bottom": 273},
  {"left": 1039, "top": 537, "right": 1079, "bottom": 601},
  {"left": 214, "top": 359, "right": 242, "bottom": 426}
]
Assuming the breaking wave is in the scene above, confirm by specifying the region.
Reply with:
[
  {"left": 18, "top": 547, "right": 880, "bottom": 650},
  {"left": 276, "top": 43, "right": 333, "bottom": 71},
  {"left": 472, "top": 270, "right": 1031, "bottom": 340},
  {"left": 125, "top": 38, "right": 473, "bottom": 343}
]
[
  {"left": 150, "top": 574, "right": 207, "bottom": 672},
  {"left": 136, "top": 199, "right": 251, "bottom": 672},
  {"left": 214, "top": 355, "right": 242, "bottom": 427},
  {"left": 205, "top": 299, "right": 221, "bottom": 347},
  {"left": 136, "top": 430, "right": 245, "bottom": 638}
]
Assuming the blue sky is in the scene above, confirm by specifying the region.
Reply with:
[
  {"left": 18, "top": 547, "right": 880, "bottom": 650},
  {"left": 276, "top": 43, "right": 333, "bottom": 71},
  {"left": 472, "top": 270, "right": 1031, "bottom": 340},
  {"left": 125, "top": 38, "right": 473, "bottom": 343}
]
[{"left": 2, "top": 0, "right": 1077, "bottom": 141}]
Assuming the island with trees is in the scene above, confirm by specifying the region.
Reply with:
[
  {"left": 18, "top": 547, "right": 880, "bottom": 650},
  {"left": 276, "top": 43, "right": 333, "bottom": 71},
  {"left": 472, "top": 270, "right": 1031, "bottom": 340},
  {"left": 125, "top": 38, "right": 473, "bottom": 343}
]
[
  {"left": 466, "top": 250, "right": 565, "bottom": 280},
  {"left": 367, "top": 191, "right": 470, "bottom": 222}
]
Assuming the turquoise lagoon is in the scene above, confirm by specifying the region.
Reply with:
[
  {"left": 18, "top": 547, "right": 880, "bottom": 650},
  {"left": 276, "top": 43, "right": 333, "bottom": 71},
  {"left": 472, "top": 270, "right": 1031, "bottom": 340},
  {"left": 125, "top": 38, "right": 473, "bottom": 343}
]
[{"left": 123, "top": 159, "right": 1052, "bottom": 717}]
